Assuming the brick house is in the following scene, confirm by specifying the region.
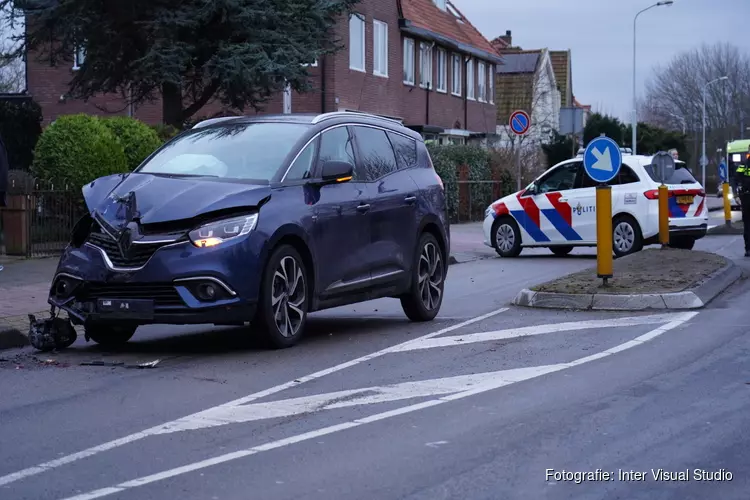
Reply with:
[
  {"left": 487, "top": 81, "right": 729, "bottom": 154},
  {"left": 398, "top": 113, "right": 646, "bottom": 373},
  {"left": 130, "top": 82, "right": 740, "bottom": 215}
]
[{"left": 23, "top": 0, "right": 502, "bottom": 143}]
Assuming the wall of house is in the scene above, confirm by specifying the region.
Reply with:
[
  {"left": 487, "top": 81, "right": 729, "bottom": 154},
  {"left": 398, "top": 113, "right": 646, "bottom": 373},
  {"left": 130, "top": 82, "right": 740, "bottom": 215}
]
[{"left": 26, "top": 0, "right": 497, "bottom": 133}]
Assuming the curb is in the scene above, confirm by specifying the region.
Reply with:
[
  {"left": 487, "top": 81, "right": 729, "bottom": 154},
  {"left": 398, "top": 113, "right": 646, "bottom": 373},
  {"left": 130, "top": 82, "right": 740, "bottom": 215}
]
[
  {"left": 0, "top": 312, "right": 37, "bottom": 350},
  {"left": 512, "top": 262, "right": 742, "bottom": 311}
]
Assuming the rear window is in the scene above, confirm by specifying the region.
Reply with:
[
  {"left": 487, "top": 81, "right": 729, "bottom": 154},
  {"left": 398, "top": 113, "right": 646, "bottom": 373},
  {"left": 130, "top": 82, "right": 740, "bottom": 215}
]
[{"left": 643, "top": 161, "right": 698, "bottom": 185}]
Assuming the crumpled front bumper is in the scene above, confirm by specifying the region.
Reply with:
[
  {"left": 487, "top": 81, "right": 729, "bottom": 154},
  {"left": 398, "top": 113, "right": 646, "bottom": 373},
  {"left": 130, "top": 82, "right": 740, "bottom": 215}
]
[{"left": 49, "top": 233, "right": 264, "bottom": 326}]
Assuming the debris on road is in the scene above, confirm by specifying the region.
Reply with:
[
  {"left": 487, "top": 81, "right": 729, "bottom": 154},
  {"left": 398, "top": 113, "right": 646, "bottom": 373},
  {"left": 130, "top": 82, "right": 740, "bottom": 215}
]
[
  {"left": 531, "top": 249, "right": 727, "bottom": 295},
  {"left": 28, "top": 313, "right": 77, "bottom": 352},
  {"left": 126, "top": 359, "right": 160, "bottom": 369},
  {"left": 80, "top": 359, "right": 161, "bottom": 369},
  {"left": 80, "top": 360, "right": 125, "bottom": 367}
]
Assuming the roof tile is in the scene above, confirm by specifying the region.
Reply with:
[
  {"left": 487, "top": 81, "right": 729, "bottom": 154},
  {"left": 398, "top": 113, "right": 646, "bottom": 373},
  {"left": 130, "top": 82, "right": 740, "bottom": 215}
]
[{"left": 400, "top": 0, "right": 498, "bottom": 58}]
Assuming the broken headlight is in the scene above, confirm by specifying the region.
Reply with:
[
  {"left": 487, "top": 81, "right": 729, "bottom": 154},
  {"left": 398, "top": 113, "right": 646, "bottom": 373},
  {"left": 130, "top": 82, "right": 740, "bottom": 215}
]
[{"left": 188, "top": 214, "right": 258, "bottom": 248}]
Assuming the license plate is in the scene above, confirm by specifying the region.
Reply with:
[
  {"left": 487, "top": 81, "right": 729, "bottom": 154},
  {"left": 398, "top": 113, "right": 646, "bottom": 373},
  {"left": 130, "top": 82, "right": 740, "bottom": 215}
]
[
  {"left": 676, "top": 195, "right": 694, "bottom": 204},
  {"left": 97, "top": 298, "right": 154, "bottom": 319}
]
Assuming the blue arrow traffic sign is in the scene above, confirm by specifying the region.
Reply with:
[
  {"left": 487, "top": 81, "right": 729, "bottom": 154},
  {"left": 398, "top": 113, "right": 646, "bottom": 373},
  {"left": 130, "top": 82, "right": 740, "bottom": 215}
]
[
  {"left": 509, "top": 110, "right": 531, "bottom": 136},
  {"left": 583, "top": 136, "right": 622, "bottom": 184}
]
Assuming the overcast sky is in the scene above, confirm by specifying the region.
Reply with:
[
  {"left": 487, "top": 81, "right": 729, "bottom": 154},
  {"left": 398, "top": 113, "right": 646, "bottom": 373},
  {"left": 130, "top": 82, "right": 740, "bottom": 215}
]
[{"left": 460, "top": 0, "right": 750, "bottom": 121}]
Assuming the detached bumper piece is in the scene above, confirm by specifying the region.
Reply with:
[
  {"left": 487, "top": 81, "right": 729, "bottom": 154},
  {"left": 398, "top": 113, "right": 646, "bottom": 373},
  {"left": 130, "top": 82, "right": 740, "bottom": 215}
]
[{"left": 28, "top": 313, "right": 77, "bottom": 352}]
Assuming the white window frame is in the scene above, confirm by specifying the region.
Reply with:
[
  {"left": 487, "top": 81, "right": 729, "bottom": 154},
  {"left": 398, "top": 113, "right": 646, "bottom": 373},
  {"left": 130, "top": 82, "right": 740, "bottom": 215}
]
[
  {"left": 302, "top": 60, "right": 318, "bottom": 67},
  {"left": 419, "top": 42, "right": 433, "bottom": 90},
  {"left": 436, "top": 49, "right": 447, "bottom": 93},
  {"left": 451, "top": 53, "right": 461, "bottom": 96},
  {"left": 349, "top": 14, "right": 366, "bottom": 72},
  {"left": 477, "top": 61, "right": 487, "bottom": 102},
  {"left": 73, "top": 45, "right": 86, "bottom": 71},
  {"left": 373, "top": 20, "right": 388, "bottom": 77},
  {"left": 489, "top": 64, "right": 495, "bottom": 103},
  {"left": 433, "top": 0, "right": 447, "bottom": 11},
  {"left": 403, "top": 38, "right": 415, "bottom": 85},
  {"left": 466, "top": 58, "right": 475, "bottom": 100}
]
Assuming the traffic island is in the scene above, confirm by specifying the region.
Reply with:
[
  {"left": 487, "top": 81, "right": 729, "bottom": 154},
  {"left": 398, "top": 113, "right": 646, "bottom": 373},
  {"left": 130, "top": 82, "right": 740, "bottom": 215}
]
[
  {"left": 513, "top": 248, "right": 741, "bottom": 311},
  {"left": 707, "top": 220, "right": 744, "bottom": 235}
]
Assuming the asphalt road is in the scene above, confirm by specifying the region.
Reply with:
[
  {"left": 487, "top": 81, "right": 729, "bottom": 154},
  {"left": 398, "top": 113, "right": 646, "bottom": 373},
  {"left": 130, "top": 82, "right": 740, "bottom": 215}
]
[{"left": 1, "top": 234, "right": 749, "bottom": 500}]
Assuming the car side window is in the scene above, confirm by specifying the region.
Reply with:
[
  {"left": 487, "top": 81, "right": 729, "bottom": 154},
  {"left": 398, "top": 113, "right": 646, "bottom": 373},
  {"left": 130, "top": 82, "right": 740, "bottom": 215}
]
[
  {"left": 619, "top": 165, "right": 640, "bottom": 184},
  {"left": 352, "top": 126, "right": 399, "bottom": 181},
  {"left": 537, "top": 163, "right": 580, "bottom": 193},
  {"left": 285, "top": 139, "right": 318, "bottom": 181},
  {"left": 387, "top": 132, "right": 417, "bottom": 170},
  {"left": 317, "top": 126, "right": 359, "bottom": 180}
]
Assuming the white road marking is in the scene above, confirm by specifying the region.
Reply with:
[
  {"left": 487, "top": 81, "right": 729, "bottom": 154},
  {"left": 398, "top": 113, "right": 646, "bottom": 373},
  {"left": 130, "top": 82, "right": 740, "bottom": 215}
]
[
  {"left": 0, "top": 307, "right": 509, "bottom": 487},
  {"left": 59, "top": 312, "right": 698, "bottom": 500},
  {"left": 390, "top": 313, "right": 684, "bottom": 352}
]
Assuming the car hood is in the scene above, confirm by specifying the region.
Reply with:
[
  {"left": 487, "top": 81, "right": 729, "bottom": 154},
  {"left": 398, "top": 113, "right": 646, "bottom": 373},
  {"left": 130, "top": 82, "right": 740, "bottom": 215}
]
[{"left": 82, "top": 173, "right": 272, "bottom": 227}]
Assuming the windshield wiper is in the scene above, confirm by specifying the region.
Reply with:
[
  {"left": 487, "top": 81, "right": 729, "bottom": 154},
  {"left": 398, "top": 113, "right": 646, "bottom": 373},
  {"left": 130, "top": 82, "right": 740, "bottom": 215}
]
[{"left": 148, "top": 172, "right": 219, "bottom": 178}]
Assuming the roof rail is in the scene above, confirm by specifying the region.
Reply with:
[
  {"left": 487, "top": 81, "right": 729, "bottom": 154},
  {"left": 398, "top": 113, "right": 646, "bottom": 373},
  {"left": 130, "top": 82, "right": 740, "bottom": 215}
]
[
  {"left": 192, "top": 117, "right": 239, "bottom": 129},
  {"left": 311, "top": 110, "right": 403, "bottom": 125}
]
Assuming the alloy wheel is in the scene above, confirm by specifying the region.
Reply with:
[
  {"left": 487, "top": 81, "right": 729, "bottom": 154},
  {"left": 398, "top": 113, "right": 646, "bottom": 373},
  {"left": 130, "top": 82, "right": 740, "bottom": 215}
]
[
  {"left": 614, "top": 222, "right": 635, "bottom": 254},
  {"left": 418, "top": 242, "right": 444, "bottom": 311},
  {"left": 495, "top": 224, "right": 515, "bottom": 253},
  {"left": 271, "top": 255, "right": 306, "bottom": 338}
]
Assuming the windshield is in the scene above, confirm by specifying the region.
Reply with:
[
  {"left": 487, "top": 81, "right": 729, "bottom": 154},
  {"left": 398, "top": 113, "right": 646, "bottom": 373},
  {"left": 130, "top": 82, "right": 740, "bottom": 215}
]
[
  {"left": 643, "top": 161, "right": 699, "bottom": 185},
  {"left": 138, "top": 122, "right": 310, "bottom": 180}
]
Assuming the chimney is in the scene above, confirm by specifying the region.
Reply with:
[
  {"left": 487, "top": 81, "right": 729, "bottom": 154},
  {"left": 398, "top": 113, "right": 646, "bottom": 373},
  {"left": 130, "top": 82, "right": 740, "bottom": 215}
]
[{"left": 501, "top": 30, "right": 512, "bottom": 46}]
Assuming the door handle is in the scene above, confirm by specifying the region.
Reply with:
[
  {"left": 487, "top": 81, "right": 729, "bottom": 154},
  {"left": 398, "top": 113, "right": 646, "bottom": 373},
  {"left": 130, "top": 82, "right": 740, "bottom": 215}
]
[
  {"left": 356, "top": 203, "right": 371, "bottom": 213},
  {"left": 404, "top": 195, "right": 417, "bottom": 204}
]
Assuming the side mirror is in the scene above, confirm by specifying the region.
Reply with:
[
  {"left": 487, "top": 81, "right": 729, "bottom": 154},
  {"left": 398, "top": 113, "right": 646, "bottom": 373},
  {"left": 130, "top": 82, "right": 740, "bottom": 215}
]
[
  {"left": 320, "top": 160, "right": 354, "bottom": 184},
  {"left": 523, "top": 183, "right": 537, "bottom": 196}
]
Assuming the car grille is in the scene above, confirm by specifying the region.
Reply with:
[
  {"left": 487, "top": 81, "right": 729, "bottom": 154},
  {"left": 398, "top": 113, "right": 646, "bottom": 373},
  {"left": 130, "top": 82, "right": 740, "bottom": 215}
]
[
  {"left": 87, "top": 230, "right": 169, "bottom": 269},
  {"left": 81, "top": 283, "right": 185, "bottom": 307}
]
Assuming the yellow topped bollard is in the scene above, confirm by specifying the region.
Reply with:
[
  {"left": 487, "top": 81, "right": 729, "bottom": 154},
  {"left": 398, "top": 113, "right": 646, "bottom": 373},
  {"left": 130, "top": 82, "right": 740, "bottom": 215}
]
[
  {"left": 595, "top": 185, "right": 613, "bottom": 280},
  {"left": 651, "top": 151, "right": 677, "bottom": 249},
  {"left": 723, "top": 182, "right": 732, "bottom": 227},
  {"left": 658, "top": 184, "right": 669, "bottom": 246},
  {"left": 582, "top": 135, "right": 622, "bottom": 287}
]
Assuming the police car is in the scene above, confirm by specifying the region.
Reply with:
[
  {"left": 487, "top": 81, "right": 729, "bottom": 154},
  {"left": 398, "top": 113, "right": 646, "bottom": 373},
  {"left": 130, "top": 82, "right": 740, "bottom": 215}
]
[{"left": 483, "top": 151, "right": 708, "bottom": 258}]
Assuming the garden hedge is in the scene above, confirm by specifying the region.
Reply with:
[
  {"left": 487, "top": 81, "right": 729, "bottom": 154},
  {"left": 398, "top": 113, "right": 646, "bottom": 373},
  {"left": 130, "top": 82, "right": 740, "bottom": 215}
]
[
  {"left": 31, "top": 114, "right": 129, "bottom": 192},
  {"left": 102, "top": 116, "right": 164, "bottom": 170}
]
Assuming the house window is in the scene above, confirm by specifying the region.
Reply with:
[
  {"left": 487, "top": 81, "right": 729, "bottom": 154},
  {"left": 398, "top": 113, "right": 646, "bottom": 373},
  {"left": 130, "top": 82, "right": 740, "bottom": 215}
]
[
  {"left": 403, "top": 38, "right": 415, "bottom": 85},
  {"left": 349, "top": 14, "right": 365, "bottom": 72},
  {"left": 489, "top": 64, "right": 494, "bottom": 103},
  {"left": 436, "top": 49, "right": 447, "bottom": 92},
  {"left": 373, "top": 20, "right": 388, "bottom": 77},
  {"left": 433, "top": 0, "right": 446, "bottom": 10},
  {"left": 477, "top": 61, "right": 486, "bottom": 102},
  {"left": 419, "top": 42, "right": 433, "bottom": 89},
  {"left": 466, "top": 58, "right": 475, "bottom": 100},
  {"left": 73, "top": 45, "right": 86, "bottom": 70},
  {"left": 302, "top": 60, "right": 318, "bottom": 67},
  {"left": 451, "top": 53, "right": 461, "bottom": 96}
]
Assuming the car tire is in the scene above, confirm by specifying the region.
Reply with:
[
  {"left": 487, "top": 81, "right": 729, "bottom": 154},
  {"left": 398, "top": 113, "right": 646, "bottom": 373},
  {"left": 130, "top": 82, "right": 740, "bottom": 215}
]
[
  {"left": 491, "top": 216, "right": 522, "bottom": 257},
  {"left": 85, "top": 323, "right": 137, "bottom": 347},
  {"left": 669, "top": 237, "right": 695, "bottom": 250},
  {"left": 612, "top": 215, "right": 643, "bottom": 258},
  {"left": 550, "top": 245, "right": 573, "bottom": 256},
  {"left": 254, "top": 244, "right": 309, "bottom": 349},
  {"left": 401, "top": 232, "right": 446, "bottom": 322}
]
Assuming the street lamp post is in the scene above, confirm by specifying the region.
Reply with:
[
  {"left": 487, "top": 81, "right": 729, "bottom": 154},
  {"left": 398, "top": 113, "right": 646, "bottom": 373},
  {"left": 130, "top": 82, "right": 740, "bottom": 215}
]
[
  {"left": 702, "top": 76, "right": 729, "bottom": 188},
  {"left": 632, "top": 0, "right": 674, "bottom": 156}
]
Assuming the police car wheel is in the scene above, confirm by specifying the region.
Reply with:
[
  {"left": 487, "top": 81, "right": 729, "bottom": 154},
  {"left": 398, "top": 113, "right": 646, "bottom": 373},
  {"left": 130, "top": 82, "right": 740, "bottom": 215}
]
[
  {"left": 550, "top": 246, "right": 573, "bottom": 256},
  {"left": 491, "top": 217, "right": 522, "bottom": 257},
  {"left": 612, "top": 215, "right": 643, "bottom": 258}
]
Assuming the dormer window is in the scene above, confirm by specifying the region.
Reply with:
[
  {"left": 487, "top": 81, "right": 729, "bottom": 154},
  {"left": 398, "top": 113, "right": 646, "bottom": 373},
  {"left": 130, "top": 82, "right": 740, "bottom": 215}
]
[{"left": 433, "top": 0, "right": 446, "bottom": 11}]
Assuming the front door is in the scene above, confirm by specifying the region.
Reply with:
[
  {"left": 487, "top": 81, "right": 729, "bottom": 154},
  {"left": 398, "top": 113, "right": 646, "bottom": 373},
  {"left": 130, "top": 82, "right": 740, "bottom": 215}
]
[
  {"left": 350, "top": 126, "right": 419, "bottom": 285},
  {"left": 526, "top": 161, "right": 590, "bottom": 244},
  {"left": 305, "top": 126, "right": 373, "bottom": 296}
]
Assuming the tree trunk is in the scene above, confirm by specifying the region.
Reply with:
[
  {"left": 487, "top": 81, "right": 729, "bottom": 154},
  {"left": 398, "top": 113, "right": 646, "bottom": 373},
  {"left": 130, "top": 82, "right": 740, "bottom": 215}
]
[{"left": 161, "top": 82, "right": 183, "bottom": 129}]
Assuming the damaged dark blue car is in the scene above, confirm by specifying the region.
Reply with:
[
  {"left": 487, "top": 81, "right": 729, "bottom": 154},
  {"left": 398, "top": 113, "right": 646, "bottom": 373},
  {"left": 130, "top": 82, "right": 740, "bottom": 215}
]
[{"left": 41, "top": 112, "right": 450, "bottom": 349}]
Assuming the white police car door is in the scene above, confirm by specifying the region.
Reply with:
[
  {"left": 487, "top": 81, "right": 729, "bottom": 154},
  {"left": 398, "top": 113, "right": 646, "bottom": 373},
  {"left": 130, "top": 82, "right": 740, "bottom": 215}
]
[{"left": 528, "top": 161, "right": 592, "bottom": 244}]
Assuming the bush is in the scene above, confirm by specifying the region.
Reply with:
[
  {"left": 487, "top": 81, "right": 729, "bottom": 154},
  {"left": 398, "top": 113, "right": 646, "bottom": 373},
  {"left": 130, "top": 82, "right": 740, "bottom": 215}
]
[
  {"left": 427, "top": 144, "right": 500, "bottom": 221},
  {"left": 31, "top": 114, "right": 129, "bottom": 192},
  {"left": 101, "top": 116, "right": 163, "bottom": 170},
  {"left": 151, "top": 124, "right": 181, "bottom": 142},
  {"left": 0, "top": 98, "right": 43, "bottom": 171}
]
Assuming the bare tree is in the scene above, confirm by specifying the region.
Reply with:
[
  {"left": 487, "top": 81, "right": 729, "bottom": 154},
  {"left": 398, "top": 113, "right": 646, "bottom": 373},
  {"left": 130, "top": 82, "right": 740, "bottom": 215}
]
[
  {"left": 640, "top": 43, "right": 750, "bottom": 172},
  {"left": 0, "top": 2, "right": 24, "bottom": 93}
]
